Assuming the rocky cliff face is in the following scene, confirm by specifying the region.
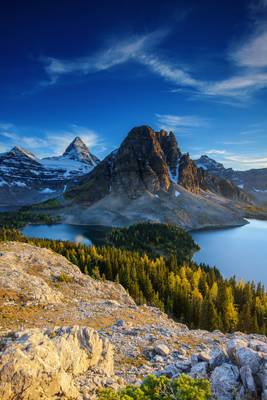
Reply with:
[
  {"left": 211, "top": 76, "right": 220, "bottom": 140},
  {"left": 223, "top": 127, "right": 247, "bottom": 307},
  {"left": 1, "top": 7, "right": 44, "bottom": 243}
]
[
  {"left": 68, "top": 126, "right": 248, "bottom": 204},
  {"left": 178, "top": 153, "right": 201, "bottom": 194},
  {"left": 68, "top": 126, "right": 173, "bottom": 203},
  {"left": 0, "top": 326, "right": 113, "bottom": 400},
  {"left": 195, "top": 155, "right": 267, "bottom": 203},
  {"left": 1, "top": 242, "right": 267, "bottom": 399},
  {"left": 178, "top": 154, "right": 251, "bottom": 201},
  {"left": 156, "top": 130, "right": 181, "bottom": 179},
  {"left": 63, "top": 126, "right": 252, "bottom": 229}
]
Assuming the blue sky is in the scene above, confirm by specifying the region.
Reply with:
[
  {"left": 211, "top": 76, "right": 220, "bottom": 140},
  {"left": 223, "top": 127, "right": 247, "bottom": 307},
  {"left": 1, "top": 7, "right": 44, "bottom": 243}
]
[{"left": 0, "top": 0, "right": 267, "bottom": 170}]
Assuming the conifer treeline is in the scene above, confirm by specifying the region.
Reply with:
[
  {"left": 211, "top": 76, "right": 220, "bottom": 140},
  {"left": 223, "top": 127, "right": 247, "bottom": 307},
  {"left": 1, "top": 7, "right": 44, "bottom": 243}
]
[{"left": 0, "top": 227, "right": 266, "bottom": 334}]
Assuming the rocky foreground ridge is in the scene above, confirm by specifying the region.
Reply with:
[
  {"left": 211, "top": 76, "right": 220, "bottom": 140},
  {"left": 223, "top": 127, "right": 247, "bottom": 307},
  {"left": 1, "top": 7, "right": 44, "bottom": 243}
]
[{"left": 1, "top": 242, "right": 267, "bottom": 399}]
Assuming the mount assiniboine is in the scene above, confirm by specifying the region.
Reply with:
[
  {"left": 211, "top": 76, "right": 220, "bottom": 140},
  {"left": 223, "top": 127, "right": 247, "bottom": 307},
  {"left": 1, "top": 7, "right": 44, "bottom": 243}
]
[{"left": 0, "top": 137, "right": 99, "bottom": 206}]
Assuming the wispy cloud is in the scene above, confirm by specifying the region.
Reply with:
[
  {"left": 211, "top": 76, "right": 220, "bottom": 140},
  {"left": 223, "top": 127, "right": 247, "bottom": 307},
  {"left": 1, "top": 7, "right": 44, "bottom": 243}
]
[
  {"left": 224, "top": 154, "right": 267, "bottom": 168},
  {"left": 232, "top": 29, "right": 267, "bottom": 68},
  {"left": 205, "top": 149, "right": 227, "bottom": 155},
  {"left": 37, "top": 2, "right": 267, "bottom": 104},
  {"left": 155, "top": 113, "right": 207, "bottom": 131},
  {"left": 0, "top": 123, "right": 103, "bottom": 158},
  {"left": 41, "top": 30, "right": 169, "bottom": 85}
]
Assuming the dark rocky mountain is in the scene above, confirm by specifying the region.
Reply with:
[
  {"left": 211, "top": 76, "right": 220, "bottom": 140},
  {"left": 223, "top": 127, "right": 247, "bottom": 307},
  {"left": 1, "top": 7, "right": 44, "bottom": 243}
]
[
  {"left": 68, "top": 126, "right": 248, "bottom": 204},
  {"left": 0, "top": 137, "right": 99, "bottom": 206},
  {"left": 63, "top": 126, "right": 251, "bottom": 229},
  {"left": 195, "top": 155, "right": 267, "bottom": 203}
]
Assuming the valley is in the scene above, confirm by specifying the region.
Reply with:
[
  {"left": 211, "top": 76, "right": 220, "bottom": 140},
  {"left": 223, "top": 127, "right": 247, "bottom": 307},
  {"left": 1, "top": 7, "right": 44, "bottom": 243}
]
[{"left": 0, "top": 126, "right": 267, "bottom": 400}]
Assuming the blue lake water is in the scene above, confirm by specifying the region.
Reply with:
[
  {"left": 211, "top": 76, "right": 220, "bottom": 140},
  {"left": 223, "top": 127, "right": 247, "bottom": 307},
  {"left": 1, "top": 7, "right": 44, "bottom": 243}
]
[
  {"left": 22, "top": 219, "right": 267, "bottom": 286},
  {"left": 192, "top": 219, "right": 267, "bottom": 286},
  {"left": 22, "top": 223, "right": 111, "bottom": 246}
]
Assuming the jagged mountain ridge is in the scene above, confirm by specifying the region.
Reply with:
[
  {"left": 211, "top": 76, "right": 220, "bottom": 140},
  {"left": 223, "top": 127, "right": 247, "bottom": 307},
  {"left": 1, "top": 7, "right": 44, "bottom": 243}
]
[
  {"left": 67, "top": 126, "right": 250, "bottom": 204},
  {"left": 195, "top": 155, "right": 267, "bottom": 202},
  {"left": 62, "top": 126, "right": 251, "bottom": 229},
  {"left": 0, "top": 137, "right": 99, "bottom": 206}
]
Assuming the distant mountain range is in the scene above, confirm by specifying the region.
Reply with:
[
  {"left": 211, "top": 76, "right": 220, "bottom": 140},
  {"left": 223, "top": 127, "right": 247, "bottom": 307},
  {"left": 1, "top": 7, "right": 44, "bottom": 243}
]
[
  {"left": 0, "top": 137, "right": 99, "bottom": 206},
  {"left": 195, "top": 155, "right": 267, "bottom": 203},
  {"left": 1, "top": 126, "right": 266, "bottom": 229}
]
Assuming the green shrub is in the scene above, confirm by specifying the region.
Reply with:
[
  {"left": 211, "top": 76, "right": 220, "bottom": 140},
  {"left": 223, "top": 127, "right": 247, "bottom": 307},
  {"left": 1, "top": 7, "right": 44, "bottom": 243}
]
[
  {"left": 98, "top": 374, "right": 211, "bottom": 400},
  {"left": 57, "top": 272, "right": 72, "bottom": 283}
]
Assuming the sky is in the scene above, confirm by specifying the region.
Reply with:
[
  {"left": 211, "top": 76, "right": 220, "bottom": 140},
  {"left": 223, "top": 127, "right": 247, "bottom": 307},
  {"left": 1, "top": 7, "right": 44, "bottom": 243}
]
[{"left": 0, "top": 0, "right": 267, "bottom": 170}]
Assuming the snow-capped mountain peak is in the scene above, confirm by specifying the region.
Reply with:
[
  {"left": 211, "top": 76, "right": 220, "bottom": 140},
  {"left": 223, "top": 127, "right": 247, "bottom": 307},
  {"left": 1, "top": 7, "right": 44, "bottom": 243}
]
[
  {"left": 195, "top": 155, "right": 225, "bottom": 172},
  {"left": 9, "top": 146, "right": 39, "bottom": 162},
  {"left": 0, "top": 137, "right": 101, "bottom": 206},
  {"left": 63, "top": 136, "right": 99, "bottom": 166}
]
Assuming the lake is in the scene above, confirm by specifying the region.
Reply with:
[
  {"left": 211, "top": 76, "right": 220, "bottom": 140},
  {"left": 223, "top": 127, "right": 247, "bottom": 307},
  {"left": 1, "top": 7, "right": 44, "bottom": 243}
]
[
  {"left": 22, "top": 223, "right": 111, "bottom": 247},
  {"left": 22, "top": 219, "right": 267, "bottom": 286},
  {"left": 192, "top": 219, "right": 267, "bottom": 286}
]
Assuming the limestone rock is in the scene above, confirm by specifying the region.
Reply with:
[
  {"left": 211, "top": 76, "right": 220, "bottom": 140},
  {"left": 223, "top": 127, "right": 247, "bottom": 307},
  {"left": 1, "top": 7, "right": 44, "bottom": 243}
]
[
  {"left": 0, "top": 326, "right": 113, "bottom": 400},
  {"left": 240, "top": 365, "right": 257, "bottom": 396},
  {"left": 236, "top": 346, "right": 261, "bottom": 374},
  {"left": 211, "top": 363, "right": 240, "bottom": 400},
  {"left": 227, "top": 337, "right": 248, "bottom": 363},
  {"left": 209, "top": 347, "right": 228, "bottom": 370},
  {"left": 154, "top": 343, "right": 170, "bottom": 357},
  {"left": 190, "top": 362, "right": 208, "bottom": 379}
]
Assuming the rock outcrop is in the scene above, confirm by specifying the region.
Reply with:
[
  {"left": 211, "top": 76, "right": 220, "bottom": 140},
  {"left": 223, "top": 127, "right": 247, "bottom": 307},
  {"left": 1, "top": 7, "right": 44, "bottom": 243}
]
[
  {"left": 178, "top": 153, "right": 200, "bottom": 194},
  {"left": 0, "top": 326, "right": 113, "bottom": 400},
  {"left": 1, "top": 242, "right": 267, "bottom": 398}
]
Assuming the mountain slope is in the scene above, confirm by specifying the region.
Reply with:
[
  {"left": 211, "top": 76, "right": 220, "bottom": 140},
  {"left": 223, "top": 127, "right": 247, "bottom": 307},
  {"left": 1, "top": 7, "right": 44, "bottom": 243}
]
[
  {"left": 195, "top": 155, "right": 267, "bottom": 203},
  {"left": 1, "top": 241, "right": 267, "bottom": 399},
  {"left": 0, "top": 137, "right": 99, "bottom": 206},
  {"left": 63, "top": 126, "right": 250, "bottom": 229}
]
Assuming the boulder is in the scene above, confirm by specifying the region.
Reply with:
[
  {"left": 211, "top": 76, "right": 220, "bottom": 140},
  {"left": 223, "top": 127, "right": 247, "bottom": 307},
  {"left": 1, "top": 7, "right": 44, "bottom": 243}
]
[
  {"left": 227, "top": 338, "right": 248, "bottom": 363},
  {"left": 198, "top": 351, "right": 211, "bottom": 363},
  {"left": 190, "top": 362, "right": 208, "bottom": 379},
  {"left": 211, "top": 363, "right": 240, "bottom": 400},
  {"left": 240, "top": 366, "right": 257, "bottom": 396},
  {"left": 236, "top": 347, "right": 261, "bottom": 374},
  {"left": 209, "top": 348, "right": 228, "bottom": 370},
  {"left": 154, "top": 343, "right": 170, "bottom": 357},
  {"left": 249, "top": 339, "right": 267, "bottom": 354},
  {"left": 0, "top": 326, "right": 114, "bottom": 400}
]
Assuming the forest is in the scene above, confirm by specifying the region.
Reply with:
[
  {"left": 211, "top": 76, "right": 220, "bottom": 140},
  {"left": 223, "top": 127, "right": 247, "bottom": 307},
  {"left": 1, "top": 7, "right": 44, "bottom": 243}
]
[
  {"left": 0, "top": 226, "right": 266, "bottom": 335},
  {"left": 0, "top": 209, "right": 59, "bottom": 228},
  {"left": 107, "top": 222, "right": 199, "bottom": 263}
]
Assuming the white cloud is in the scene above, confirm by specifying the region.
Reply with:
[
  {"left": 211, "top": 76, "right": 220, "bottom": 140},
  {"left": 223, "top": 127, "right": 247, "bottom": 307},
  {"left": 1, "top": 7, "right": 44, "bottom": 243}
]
[
  {"left": 205, "top": 149, "right": 227, "bottom": 155},
  {"left": 233, "top": 29, "right": 267, "bottom": 68},
  {"left": 41, "top": 30, "right": 169, "bottom": 85},
  {"left": 155, "top": 113, "right": 207, "bottom": 131},
  {"left": 37, "top": 11, "right": 267, "bottom": 103},
  {"left": 224, "top": 154, "right": 267, "bottom": 168},
  {"left": 204, "top": 72, "right": 267, "bottom": 98},
  {"left": 137, "top": 54, "right": 200, "bottom": 88}
]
